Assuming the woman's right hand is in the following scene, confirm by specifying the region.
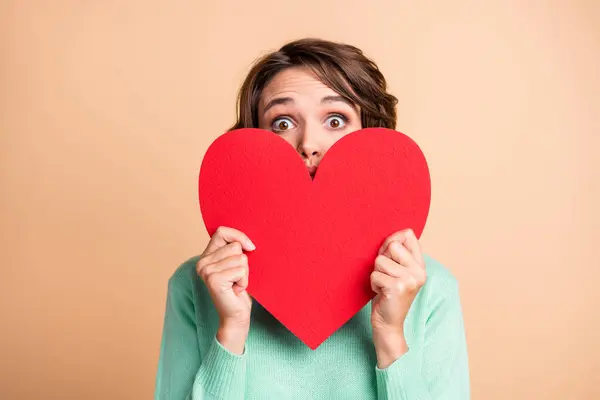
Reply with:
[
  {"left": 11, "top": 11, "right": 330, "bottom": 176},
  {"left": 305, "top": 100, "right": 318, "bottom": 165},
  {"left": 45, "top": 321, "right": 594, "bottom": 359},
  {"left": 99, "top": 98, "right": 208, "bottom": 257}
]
[{"left": 196, "top": 226, "right": 256, "bottom": 354}]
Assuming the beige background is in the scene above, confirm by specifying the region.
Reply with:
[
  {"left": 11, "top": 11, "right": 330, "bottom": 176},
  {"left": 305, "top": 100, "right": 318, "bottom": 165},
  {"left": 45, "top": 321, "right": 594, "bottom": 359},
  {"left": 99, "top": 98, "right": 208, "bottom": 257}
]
[{"left": 1, "top": 0, "right": 599, "bottom": 399}]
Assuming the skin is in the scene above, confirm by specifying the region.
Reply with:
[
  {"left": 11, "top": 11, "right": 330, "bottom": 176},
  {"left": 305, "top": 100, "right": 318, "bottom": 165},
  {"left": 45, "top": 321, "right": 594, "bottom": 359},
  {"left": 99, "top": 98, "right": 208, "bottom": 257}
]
[{"left": 196, "top": 67, "right": 427, "bottom": 368}]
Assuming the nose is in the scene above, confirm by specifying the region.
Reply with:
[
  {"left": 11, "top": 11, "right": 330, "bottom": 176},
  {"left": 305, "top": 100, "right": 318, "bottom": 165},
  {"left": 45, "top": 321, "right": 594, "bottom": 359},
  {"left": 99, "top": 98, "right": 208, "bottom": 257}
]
[
  {"left": 301, "top": 147, "right": 320, "bottom": 160},
  {"left": 297, "top": 126, "right": 324, "bottom": 164}
]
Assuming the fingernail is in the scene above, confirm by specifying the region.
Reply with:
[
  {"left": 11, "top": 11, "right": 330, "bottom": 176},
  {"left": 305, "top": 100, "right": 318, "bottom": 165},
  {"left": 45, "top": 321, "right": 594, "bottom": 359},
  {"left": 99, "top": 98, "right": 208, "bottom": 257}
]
[{"left": 246, "top": 240, "right": 256, "bottom": 251}]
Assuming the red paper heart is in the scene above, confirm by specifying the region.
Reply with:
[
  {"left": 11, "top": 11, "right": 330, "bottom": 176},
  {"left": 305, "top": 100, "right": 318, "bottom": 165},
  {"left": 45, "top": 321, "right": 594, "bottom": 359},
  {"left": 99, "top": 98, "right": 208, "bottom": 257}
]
[{"left": 198, "top": 127, "right": 431, "bottom": 349}]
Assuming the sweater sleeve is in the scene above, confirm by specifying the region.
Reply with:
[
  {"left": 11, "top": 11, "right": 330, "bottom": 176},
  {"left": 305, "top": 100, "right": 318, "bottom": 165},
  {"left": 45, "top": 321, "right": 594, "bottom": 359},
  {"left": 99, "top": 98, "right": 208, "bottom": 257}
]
[
  {"left": 155, "top": 272, "right": 248, "bottom": 400},
  {"left": 374, "top": 276, "right": 470, "bottom": 399}
]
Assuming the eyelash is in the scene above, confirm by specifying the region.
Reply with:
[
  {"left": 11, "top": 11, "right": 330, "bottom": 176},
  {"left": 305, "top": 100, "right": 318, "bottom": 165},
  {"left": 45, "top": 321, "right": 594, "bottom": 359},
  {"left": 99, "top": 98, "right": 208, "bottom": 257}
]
[
  {"left": 270, "top": 113, "right": 349, "bottom": 132},
  {"left": 326, "top": 113, "right": 349, "bottom": 125}
]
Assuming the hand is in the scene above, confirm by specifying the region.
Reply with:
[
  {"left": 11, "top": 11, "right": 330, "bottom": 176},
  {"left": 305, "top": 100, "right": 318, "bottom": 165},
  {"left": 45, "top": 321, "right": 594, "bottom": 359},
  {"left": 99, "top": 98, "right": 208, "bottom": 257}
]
[
  {"left": 370, "top": 229, "right": 426, "bottom": 367},
  {"left": 197, "top": 226, "right": 256, "bottom": 354}
]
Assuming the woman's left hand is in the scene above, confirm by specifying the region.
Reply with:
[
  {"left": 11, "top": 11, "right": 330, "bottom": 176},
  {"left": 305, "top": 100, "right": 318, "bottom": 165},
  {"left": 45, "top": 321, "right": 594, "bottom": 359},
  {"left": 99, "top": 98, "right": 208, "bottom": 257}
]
[{"left": 370, "top": 229, "right": 427, "bottom": 368}]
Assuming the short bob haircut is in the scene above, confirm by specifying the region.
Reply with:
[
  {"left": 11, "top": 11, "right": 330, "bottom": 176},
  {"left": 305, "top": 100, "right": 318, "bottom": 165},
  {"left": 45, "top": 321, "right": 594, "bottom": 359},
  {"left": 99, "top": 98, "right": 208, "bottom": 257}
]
[{"left": 228, "top": 38, "right": 398, "bottom": 131}]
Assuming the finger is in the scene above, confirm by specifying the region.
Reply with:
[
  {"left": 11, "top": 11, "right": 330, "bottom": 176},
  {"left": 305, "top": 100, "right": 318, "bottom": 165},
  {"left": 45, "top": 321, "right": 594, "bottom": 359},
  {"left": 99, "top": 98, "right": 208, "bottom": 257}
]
[
  {"left": 370, "top": 270, "right": 395, "bottom": 298},
  {"left": 377, "top": 250, "right": 426, "bottom": 289},
  {"left": 377, "top": 229, "right": 413, "bottom": 255},
  {"left": 207, "top": 266, "right": 248, "bottom": 293},
  {"left": 378, "top": 229, "right": 422, "bottom": 262},
  {"left": 202, "top": 242, "right": 244, "bottom": 265},
  {"left": 198, "top": 254, "right": 248, "bottom": 282},
  {"left": 387, "top": 241, "right": 419, "bottom": 270},
  {"left": 398, "top": 229, "right": 422, "bottom": 262},
  {"left": 372, "top": 269, "right": 420, "bottom": 298},
  {"left": 378, "top": 232, "right": 403, "bottom": 256},
  {"left": 232, "top": 282, "right": 249, "bottom": 295},
  {"left": 235, "top": 266, "right": 249, "bottom": 292},
  {"left": 374, "top": 254, "right": 414, "bottom": 279},
  {"left": 209, "top": 253, "right": 250, "bottom": 295},
  {"left": 205, "top": 226, "right": 256, "bottom": 255}
]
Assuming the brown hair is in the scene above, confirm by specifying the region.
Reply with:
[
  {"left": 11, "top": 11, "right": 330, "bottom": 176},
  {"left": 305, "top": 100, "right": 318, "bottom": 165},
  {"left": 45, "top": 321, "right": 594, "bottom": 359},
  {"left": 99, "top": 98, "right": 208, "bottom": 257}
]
[{"left": 228, "top": 38, "right": 398, "bottom": 131}]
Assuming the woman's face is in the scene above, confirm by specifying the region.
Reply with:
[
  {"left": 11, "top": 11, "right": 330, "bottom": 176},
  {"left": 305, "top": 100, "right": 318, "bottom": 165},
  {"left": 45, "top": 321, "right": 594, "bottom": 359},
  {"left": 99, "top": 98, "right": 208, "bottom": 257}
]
[{"left": 257, "top": 67, "right": 362, "bottom": 179}]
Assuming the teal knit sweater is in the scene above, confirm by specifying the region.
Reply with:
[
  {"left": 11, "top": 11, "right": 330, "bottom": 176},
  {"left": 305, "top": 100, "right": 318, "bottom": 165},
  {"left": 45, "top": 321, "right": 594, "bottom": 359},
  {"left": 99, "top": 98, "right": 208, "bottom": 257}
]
[{"left": 154, "top": 254, "right": 470, "bottom": 399}]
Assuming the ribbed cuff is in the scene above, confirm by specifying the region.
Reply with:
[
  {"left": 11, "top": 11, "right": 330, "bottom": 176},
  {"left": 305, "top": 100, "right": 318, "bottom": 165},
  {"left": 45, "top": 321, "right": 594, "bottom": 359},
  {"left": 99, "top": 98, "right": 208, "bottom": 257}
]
[
  {"left": 375, "top": 349, "right": 425, "bottom": 400},
  {"left": 194, "top": 336, "right": 247, "bottom": 399}
]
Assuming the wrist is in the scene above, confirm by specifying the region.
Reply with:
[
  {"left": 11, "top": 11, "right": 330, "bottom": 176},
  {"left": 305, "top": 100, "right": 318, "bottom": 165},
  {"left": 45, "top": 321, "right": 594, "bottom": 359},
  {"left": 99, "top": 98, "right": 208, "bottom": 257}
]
[
  {"left": 372, "top": 327, "right": 408, "bottom": 369},
  {"left": 217, "top": 320, "right": 250, "bottom": 355}
]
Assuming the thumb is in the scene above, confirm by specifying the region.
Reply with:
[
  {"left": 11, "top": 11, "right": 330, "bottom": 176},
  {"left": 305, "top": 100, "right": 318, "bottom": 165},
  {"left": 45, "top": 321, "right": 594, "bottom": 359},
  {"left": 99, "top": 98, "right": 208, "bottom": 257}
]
[
  {"left": 215, "top": 266, "right": 248, "bottom": 292},
  {"left": 233, "top": 271, "right": 249, "bottom": 295}
]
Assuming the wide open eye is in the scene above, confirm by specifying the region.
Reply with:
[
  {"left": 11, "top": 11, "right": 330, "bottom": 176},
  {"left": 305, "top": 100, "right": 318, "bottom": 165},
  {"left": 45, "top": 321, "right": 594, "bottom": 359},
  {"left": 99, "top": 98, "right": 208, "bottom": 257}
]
[
  {"left": 271, "top": 117, "right": 296, "bottom": 133},
  {"left": 325, "top": 114, "right": 347, "bottom": 129}
]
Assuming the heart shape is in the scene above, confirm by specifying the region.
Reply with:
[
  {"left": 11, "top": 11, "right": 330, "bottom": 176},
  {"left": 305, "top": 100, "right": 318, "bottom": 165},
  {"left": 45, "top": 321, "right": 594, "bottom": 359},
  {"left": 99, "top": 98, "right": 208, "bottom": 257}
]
[{"left": 198, "top": 127, "right": 431, "bottom": 349}]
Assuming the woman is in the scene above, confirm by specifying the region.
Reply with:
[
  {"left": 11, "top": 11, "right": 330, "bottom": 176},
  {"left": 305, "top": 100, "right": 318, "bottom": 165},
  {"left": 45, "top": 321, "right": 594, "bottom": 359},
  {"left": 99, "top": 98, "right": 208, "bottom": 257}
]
[{"left": 155, "top": 38, "right": 470, "bottom": 399}]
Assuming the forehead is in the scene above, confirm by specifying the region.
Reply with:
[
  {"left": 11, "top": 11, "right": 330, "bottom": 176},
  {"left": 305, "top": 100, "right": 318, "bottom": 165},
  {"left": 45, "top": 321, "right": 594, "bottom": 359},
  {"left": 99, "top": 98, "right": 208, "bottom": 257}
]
[{"left": 260, "top": 67, "right": 338, "bottom": 104}]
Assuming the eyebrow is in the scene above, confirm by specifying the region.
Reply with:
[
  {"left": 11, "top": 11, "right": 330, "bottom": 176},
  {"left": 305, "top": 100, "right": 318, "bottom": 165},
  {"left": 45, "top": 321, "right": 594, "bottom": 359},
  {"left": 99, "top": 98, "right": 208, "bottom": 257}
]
[{"left": 262, "top": 95, "right": 356, "bottom": 114}]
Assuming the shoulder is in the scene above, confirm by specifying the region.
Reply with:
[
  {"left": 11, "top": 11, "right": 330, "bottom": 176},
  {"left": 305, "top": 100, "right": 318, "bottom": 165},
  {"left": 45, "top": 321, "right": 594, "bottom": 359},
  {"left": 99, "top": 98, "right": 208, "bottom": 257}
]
[
  {"left": 164, "top": 255, "right": 220, "bottom": 321},
  {"left": 164, "top": 255, "right": 215, "bottom": 310},
  {"left": 423, "top": 254, "right": 458, "bottom": 286},
  {"left": 420, "top": 253, "right": 462, "bottom": 303},
  {"left": 167, "top": 255, "right": 201, "bottom": 292}
]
